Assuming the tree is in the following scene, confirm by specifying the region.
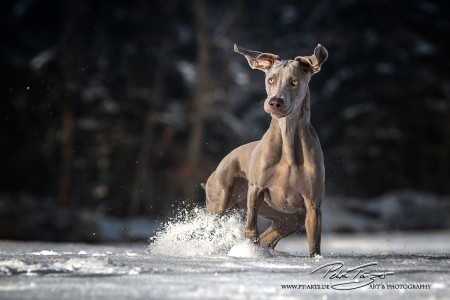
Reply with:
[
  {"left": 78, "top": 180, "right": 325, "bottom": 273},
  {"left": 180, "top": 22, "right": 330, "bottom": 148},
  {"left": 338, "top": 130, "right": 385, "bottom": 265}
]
[{"left": 181, "top": 0, "right": 211, "bottom": 206}]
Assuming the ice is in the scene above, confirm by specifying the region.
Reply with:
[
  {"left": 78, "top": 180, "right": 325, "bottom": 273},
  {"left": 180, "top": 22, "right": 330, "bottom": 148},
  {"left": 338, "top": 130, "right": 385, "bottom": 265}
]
[
  {"left": 51, "top": 257, "right": 114, "bottom": 274},
  {"left": 0, "top": 219, "right": 448, "bottom": 299},
  {"left": 125, "top": 251, "right": 138, "bottom": 257},
  {"left": 432, "top": 283, "right": 446, "bottom": 289},
  {"left": 0, "top": 259, "right": 42, "bottom": 276}
]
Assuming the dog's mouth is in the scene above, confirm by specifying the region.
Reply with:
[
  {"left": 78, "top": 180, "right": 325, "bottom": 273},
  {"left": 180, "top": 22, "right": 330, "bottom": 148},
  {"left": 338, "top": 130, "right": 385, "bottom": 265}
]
[
  {"left": 264, "top": 99, "right": 294, "bottom": 119},
  {"left": 269, "top": 111, "right": 287, "bottom": 118},
  {"left": 266, "top": 108, "right": 292, "bottom": 119}
]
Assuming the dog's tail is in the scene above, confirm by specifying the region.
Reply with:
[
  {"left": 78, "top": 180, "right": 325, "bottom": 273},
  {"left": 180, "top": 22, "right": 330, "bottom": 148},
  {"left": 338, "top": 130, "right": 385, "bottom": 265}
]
[{"left": 200, "top": 183, "right": 206, "bottom": 190}]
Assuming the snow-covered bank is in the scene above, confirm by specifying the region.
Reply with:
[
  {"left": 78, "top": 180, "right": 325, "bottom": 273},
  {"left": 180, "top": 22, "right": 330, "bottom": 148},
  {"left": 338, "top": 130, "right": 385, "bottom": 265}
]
[
  {"left": 277, "top": 230, "right": 450, "bottom": 255},
  {"left": 321, "top": 190, "right": 450, "bottom": 233},
  {"left": 0, "top": 231, "right": 448, "bottom": 300},
  {"left": 2, "top": 190, "right": 449, "bottom": 243}
]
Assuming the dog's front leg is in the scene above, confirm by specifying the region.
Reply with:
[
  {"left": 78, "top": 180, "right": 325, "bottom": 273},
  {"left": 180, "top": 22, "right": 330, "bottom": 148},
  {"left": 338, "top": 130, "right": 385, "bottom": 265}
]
[
  {"left": 305, "top": 201, "right": 322, "bottom": 257},
  {"left": 245, "top": 185, "right": 264, "bottom": 243}
]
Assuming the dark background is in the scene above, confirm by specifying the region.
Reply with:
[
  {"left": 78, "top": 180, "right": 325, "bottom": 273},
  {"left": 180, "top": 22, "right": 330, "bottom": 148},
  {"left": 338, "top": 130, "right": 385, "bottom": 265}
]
[{"left": 1, "top": 0, "right": 449, "bottom": 242}]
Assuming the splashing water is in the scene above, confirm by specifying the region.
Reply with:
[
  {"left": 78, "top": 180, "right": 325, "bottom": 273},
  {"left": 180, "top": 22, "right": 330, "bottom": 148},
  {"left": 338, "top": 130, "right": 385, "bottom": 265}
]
[{"left": 148, "top": 207, "right": 271, "bottom": 258}]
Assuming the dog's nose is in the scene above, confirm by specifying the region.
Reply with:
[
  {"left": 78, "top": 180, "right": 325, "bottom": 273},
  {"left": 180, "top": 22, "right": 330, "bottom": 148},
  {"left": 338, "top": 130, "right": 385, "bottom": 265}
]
[{"left": 268, "top": 97, "right": 285, "bottom": 111}]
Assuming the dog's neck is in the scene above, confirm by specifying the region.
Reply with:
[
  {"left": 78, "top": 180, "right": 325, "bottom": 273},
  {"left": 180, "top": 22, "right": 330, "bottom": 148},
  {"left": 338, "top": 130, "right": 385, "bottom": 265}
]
[{"left": 263, "top": 90, "right": 314, "bottom": 166}]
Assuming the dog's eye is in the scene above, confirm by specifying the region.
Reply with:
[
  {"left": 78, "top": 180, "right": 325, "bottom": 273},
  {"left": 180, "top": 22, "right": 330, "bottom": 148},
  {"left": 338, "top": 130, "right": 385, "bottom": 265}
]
[
  {"left": 268, "top": 78, "right": 275, "bottom": 84},
  {"left": 291, "top": 79, "right": 299, "bottom": 87}
]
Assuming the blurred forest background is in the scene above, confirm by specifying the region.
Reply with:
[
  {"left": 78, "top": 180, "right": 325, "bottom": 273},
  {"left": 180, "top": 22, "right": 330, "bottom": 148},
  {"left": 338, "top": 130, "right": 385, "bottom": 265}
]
[{"left": 1, "top": 0, "right": 450, "bottom": 242}]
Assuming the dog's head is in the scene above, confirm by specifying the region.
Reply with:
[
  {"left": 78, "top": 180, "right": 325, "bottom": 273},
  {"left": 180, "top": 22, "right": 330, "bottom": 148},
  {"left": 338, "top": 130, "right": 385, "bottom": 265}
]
[{"left": 234, "top": 44, "right": 328, "bottom": 119}]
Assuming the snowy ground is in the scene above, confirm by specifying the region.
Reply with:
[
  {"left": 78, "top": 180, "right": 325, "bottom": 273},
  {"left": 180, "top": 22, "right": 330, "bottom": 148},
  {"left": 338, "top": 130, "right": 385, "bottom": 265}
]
[{"left": 0, "top": 209, "right": 449, "bottom": 300}]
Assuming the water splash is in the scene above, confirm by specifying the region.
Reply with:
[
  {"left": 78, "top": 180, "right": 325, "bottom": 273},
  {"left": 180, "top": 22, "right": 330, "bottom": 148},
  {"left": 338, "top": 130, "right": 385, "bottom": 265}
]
[{"left": 148, "top": 207, "right": 271, "bottom": 258}]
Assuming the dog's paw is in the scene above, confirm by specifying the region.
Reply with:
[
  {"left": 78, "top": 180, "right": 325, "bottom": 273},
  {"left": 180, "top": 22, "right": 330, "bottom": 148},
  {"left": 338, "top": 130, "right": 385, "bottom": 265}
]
[
  {"left": 260, "top": 227, "right": 283, "bottom": 250},
  {"left": 245, "top": 230, "right": 260, "bottom": 244}
]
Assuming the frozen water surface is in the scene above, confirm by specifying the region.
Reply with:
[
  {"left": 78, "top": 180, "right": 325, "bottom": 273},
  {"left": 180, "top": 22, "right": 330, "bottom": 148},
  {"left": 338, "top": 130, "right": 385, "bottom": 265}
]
[{"left": 0, "top": 209, "right": 449, "bottom": 299}]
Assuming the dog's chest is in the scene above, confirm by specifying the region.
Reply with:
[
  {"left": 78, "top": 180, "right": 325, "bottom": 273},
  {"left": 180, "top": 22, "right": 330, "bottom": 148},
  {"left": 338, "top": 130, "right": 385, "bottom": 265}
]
[{"left": 262, "top": 164, "right": 309, "bottom": 213}]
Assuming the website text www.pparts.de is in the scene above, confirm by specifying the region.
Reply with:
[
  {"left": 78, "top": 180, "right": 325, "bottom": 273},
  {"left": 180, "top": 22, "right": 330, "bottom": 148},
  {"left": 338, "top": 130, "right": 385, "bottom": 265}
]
[{"left": 280, "top": 282, "right": 432, "bottom": 291}]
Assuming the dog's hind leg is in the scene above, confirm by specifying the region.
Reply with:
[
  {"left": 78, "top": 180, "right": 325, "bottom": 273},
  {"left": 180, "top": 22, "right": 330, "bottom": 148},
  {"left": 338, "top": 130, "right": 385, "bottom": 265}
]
[
  {"left": 259, "top": 203, "right": 306, "bottom": 249},
  {"left": 205, "top": 174, "right": 248, "bottom": 215}
]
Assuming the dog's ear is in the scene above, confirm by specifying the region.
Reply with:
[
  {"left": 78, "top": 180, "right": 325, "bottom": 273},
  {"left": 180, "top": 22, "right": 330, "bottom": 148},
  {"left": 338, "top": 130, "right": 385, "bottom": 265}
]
[
  {"left": 234, "top": 44, "right": 278, "bottom": 72},
  {"left": 295, "top": 44, "right": 328, "bottom": 74}
]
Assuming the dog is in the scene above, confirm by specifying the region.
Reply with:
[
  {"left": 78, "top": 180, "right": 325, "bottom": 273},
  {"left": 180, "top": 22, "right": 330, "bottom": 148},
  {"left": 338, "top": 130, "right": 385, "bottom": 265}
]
[{"left": 203, "top": 43, "right": 328, "bottom": 257}]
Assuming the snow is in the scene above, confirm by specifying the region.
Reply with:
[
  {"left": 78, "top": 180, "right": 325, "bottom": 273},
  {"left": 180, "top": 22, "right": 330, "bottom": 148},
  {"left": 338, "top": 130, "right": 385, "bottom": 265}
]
[
  {"left": 176, "top": 61, "right": 196, "bottom": 86},
  {"left": 0, "top": 209, "right": 448, "bottom": 299},
  {"left": 30, "top": 48, "right": 56, "bottom": 71},
  {"left": 31, "top": 250, "right": 59, "bottom": 256},
  {"left": 227, "top": 241, "right": 272, "bottom": 258}
]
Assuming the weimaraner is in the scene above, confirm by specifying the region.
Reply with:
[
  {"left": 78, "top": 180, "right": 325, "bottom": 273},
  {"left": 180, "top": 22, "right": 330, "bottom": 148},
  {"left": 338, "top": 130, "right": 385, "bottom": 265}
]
[{"left": 203, "top": 43, "right": 328, "bottom": 257}]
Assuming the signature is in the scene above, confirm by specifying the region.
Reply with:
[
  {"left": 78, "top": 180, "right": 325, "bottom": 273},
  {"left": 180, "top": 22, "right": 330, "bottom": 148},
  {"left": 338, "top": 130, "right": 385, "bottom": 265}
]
[{"left": 311, "top": 261, "right": 395, "bottom": 290}]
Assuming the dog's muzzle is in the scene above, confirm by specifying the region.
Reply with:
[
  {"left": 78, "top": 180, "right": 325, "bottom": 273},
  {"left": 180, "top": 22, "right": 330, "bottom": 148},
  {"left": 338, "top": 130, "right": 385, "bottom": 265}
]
[{"left": 267, "top": 97, "right": 290, "bottom": 118}]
